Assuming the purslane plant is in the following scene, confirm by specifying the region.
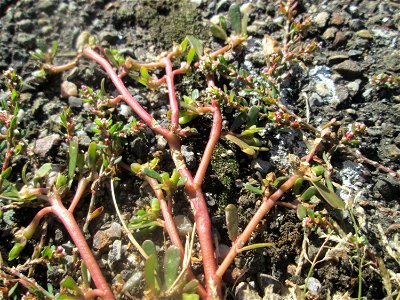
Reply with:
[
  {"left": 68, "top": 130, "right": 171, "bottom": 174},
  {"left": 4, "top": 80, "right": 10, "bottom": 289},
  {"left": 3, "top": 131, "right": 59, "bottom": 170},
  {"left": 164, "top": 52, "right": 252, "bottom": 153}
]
[{"left": 3, "top": 1, "right": 399, "bottom": 299}]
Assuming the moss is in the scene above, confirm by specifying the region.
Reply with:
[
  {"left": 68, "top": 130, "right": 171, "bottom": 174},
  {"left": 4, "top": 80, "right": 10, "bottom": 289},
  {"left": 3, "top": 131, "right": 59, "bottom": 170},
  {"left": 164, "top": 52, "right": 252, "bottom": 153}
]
[{"left": 135, "top": 0, "right": 208, "bottom": 51}]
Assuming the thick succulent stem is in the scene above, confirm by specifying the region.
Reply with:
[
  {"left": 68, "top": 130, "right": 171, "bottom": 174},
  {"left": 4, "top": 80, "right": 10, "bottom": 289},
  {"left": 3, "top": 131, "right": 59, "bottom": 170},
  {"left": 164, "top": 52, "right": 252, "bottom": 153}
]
[
  {"left": 215, "top": 172, "right": 304, "bottom": 279},
  {"left": 48, "top": 190, "right": 115, "bottom": 299},
  {"left": 83, "top": 48, "right": 170, "bottom": 138},
  {"left": 145, "top": 176, "right": 208, "bottom": 299}
]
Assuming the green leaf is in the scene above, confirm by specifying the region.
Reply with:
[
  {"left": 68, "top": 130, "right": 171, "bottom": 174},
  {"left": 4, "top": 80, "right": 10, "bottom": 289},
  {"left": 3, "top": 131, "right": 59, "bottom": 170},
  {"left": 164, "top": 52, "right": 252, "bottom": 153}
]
[
  {"left": 182, "top": 293, "right": 200, "bottom": 300},
  {"left": 300, "top": 186, "right": 317, "bottom": 201},
  {"left": 229, "top": 4, "right": 242, "bottom": 34},
  {"left": 21, "top": 163, "right": 29, "bottom": 185},
  {"left": 144, "top": 254, "right": 160, "bottom": 291},
  {"left": 32, "top": 69, "right": 47, "bottom": 78},
  {"left": 108, "top": 123, "right": 119, "bottom": 135},
  {"left": 61, "top": 276, "right": 80, "bottom": 291},
  {"left": 163, "top": 245, "right": 181, "bottom": 289},
  {"left": 8, "top": 242, "right": 26, "bottom": 260},
  {"left": 225, "top": 204, "right": 239, "bottom": 242},
  {"left": 311, "top": 180, "right": 345, "bottom": 209},
  {"left": 47, "top": 283, "right": 54, "bottom": 294},
  {"left": 247, "top": 106, "right": 259, "bottom": 128},
  {"left": 179, "top": 110, "right": 198, "bottom": 124},
  {"left": 230, "top": 112, "right": 246, "bottom": 132},
  {"left": 150, "top": 198, "right": 160, "bottom": 212},
  {"left": 161, "top": 172, "right": 169, "bottom": 182},
  {"left": 273, "top": 176, "right": 288, "bottom": 188},
  {"left": 11, "top": 89, "right": 18, "bottom": 102},
  {"left": 131, "top": 163, "right": 142, "bottom": 174},
  {"left": 51, "top": 41, "right": 58, "bottom": 58},
  {"left": 311, "top": 165, "right": 325, "bottom": 176},
  {"left": 35, "top": 163, "right": 52, "bottom": 178},
  {"left": 140, "top": 67, "right": 151, "bottom": 79},
  {"left": 1, "top": 167, "right": 12, "bottom": 179},
  {"left": 186, "top": 48, "right": 197, "bottom": 65},
  {"left": 91, "top": 127, "right": 102, "bottom": 134},
  {"left": 241, "top": 13, "right": 249, "bottom": 35},
  {"left": 81, "top": 261, "right": 90, "bottom": 286},
  {"left": 88, "top": 141, "right": 98, "bottom": 170},
  {"left": 170, "top": 169, "right": 180, "bottom": 184},
  {"left": 191, "top": 89, "right": 199, "bottom": 100},
  {"left": 245, "top": 184, "right": 263, "bottom": 195},
  {"left": 292, "top": 178, "right": 304, "bottom": 195},
  {"left": 105, "top": 49, "right": 121, "bottom": 67},
  {"left": 219, "top": 15, "right": 227, "bottom": 31},
  {"left": 296, "top": 204, "right": 308, "bottom": 220},
  {"left": 181, "top": 37, "right": 189, "bottom": 52},
  {"left": 94, "top": 118, "right": 103, "bottom": 127},
  {"left": 68, "top": 137, "right": 79, "bottom": 182},
  {"left": 240, "top": 126, "right": 264, "bottom": 136},
  {"left": 55, "top": 173, "right": 68, "bottom": 188},
  {"left": 177, "top": 176, "right": 188, "bottom": 187},
  {"left": 8, "top": 283, "right": 18, "bottom": 297},
  {"left": 187, "top": 35, "right": 203, "bottom": 58},
  {"left": 210, "top": 24, "right": 228, "bottom": 41},
  {"left": 224, "top": 134, "right": 256, "bottom": 156},
  {"left": 142, "top": 240, "right": 157, "bottom": 257},
  {"left": 41, "top": 246, "right": 54, "bottom": 259},
  {"left": 143, "top": 168, "right": 162, "bottom": 182},
  {"left": 131, "top": 75, "right": 148, "bottom": 87}
]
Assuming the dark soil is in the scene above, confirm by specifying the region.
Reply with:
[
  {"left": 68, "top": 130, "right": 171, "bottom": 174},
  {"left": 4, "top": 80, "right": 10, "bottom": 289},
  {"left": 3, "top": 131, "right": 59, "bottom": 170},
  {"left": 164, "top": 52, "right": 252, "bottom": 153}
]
[{"left": 0, "top": 0, "right": 399, "bottom": 299}]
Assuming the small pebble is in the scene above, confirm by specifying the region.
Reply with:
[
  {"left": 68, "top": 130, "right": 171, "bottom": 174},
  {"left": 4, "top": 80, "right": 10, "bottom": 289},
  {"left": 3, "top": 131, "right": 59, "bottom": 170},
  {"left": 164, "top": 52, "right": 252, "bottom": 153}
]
[{"left": 61, "top": 81, "right": 78, "bottom": 98}]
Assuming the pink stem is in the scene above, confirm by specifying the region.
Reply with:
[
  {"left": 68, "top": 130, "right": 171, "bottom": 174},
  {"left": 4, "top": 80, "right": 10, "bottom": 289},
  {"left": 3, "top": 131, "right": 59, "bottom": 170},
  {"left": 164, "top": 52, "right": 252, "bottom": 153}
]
[
  {"left": 194, "top": 76, "right": 222, "bottom": 187},
  {"left": 109, "top": 95, "right": 124, "bottom": 105},
  {"left": 216, "top": 173, "right": 303, "bottom": 279},
  {"left": 84, "top": 46, "right": 219, "bottom": 299},
  {"left": 24, "top": 207, "right": 53, "bottom": 239},
  {"left": 162, "top": 57, "right": 179, "bottom": 131},
  {"left": 68, "top": 177, "right": 90, "bottom": 213},
  {"left": 145, "top": 176, "right": 207, "bottom": 299},
  {"left": 145, "top": 177, "right": 184, "bottom": 253},
  {"left": 84, "top": 289, "right": 107, "bottom": 300},
  {"left": 48, "top": 191, "right": 115, "bottom": 300},
  {"left": 178, "top": 168, "right": 220, "bottom": 299},
  {"left": 83, "top": 48, "right": 170, "bottom": 138}
]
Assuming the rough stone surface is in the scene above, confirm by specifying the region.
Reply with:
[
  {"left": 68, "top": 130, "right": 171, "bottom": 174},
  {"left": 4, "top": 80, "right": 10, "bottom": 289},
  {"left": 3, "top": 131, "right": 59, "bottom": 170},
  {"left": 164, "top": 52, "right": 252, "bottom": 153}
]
[
  {"left": 314, "top": 12, "right": 330, "bottom": 28},
  {"left": 235, "top": 282, "right": 262, "bottom": 300},
  {"left": 92, "top": 229, "right": 110, "bottom": 252},
  {"left": 322, "top": 27, "right": 338, "bottom": 40},
  {"left": 333, "top": 60, "right": 365, "bottom": 79},
  {"left": 108, "top": 240, "right": 122, "bottom": 269},
  {"left": 33, "top": 134, "right": 61, "bottom": 157},
  {"left": 107, "top": 222, "right": 122, "bottom": 240}
]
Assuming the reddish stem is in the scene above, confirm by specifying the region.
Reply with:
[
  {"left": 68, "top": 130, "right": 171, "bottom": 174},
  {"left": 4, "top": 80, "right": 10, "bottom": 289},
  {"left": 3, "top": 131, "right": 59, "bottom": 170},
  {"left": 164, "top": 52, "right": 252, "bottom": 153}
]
[
  {"left": 162, "top": 57, "right": 179, "bottom": 132},
  {"left": 216, "top": 172, "right": 304, "bottom": 279},
  {"left": 68, "top": 176, "right": 90, "bottom": 213},
  {"left": 48, "top": 190, "right": 115, "bottom": 299},
  {"left": 180, "top": 170, "right": 220, "bottom": 299},
  {"left": 160, "top": 66, "right": 220, "bottom": 298},
  {"left": 84, "top": 46, "right": 219, "bottom": 299},
  {"left": 24, "top": 207, "right": 53, "bottom": 239},
  {"left": 194, "top": 76, "right": 222, "bottom": 187},
  {"left": 83, "top": 48, "right": 170, "bottom": 138},
  {"left": 145, "top": 176, "right": 208, "bottom": 299},
  {"left": 144, "top": 176, "right": 184, "bottom": 253}
]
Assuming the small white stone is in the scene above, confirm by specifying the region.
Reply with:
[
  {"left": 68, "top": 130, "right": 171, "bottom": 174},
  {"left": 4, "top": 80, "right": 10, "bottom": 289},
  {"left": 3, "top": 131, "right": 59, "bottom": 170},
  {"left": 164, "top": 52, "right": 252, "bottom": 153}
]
[
  {"left": 119, "top": 104, "right": 132, "bottom": 118},
  {"left": 60, "top": 81, "right": 78, "bottom": 98}
]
